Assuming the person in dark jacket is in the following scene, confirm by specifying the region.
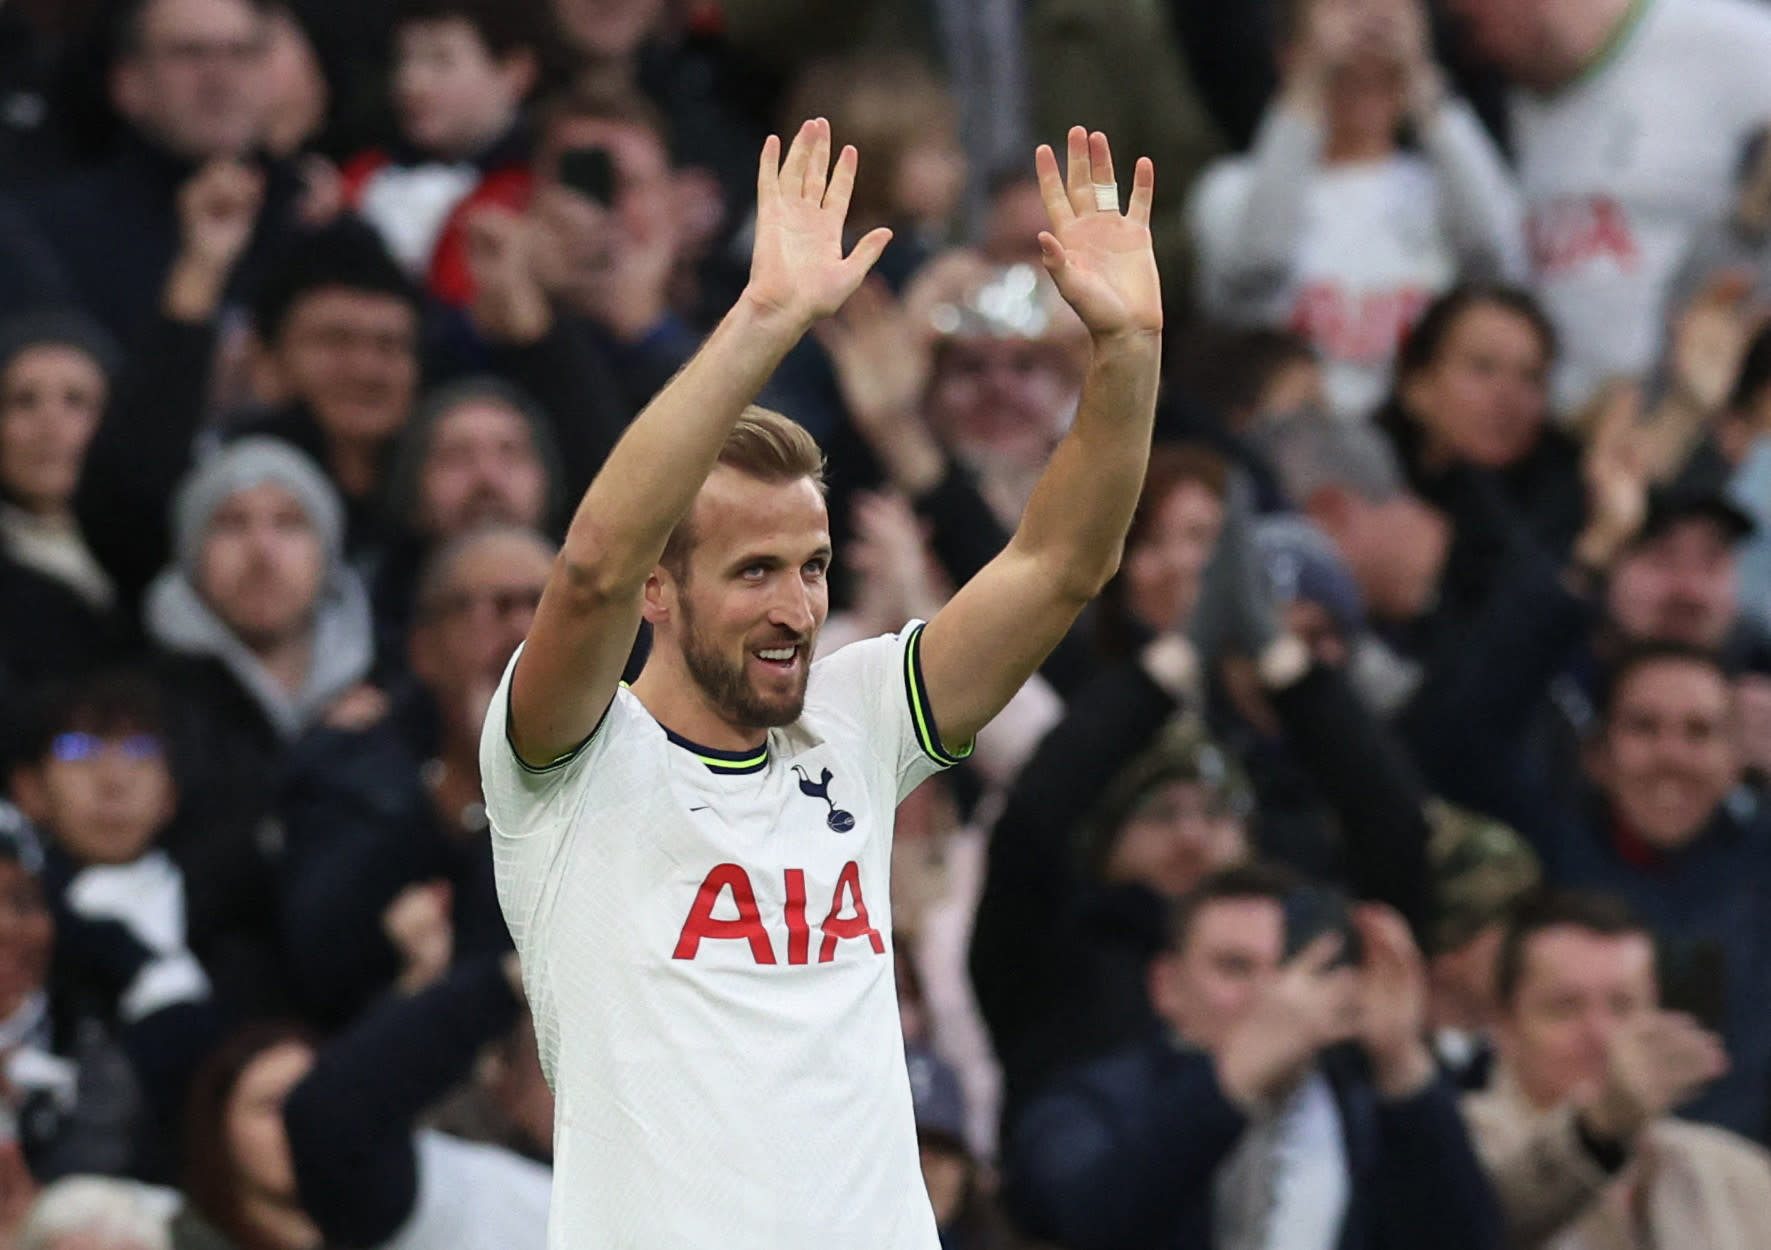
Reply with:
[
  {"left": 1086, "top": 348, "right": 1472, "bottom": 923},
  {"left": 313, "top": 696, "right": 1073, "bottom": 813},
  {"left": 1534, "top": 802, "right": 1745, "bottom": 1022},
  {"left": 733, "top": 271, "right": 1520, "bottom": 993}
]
[
  {"left": 1374, "top": 284, "right": 1585, "bottom": 557},
  {"left": 19, "top": 0, "right": 305, "bottom": 347},
  {"left": 9, "top": 672, "right": 222, "bottom": 1140},
  {"left": 142, "top": 439, "right": 380, "bottom": 1017},
  {"left": 0, "top": 801, "right": 189, "bottom": 1185},
  {"left": 973, "top": 469, "right": 1438, "bottom": 1131},
  {"left": 277, "top": 525, "right": 551, "bottom": 1024},
  {"left": 71, "top": 151, "right": 268, "bottom": 617},
  {"left": 0, "top": 312, "right": 131, "bottom": 699},
  {"left": 1417, "top": 638, "right": 1771, "bottom": 1146},
  {"left": 1005, "top": 862, "right": 1502, "bottom": 1250},
  {"left": 176, "top": 956, "right": 550, "bottom": 1250},
  {"left": 227, "top": 219, "right": 425, "bottom": 560}
]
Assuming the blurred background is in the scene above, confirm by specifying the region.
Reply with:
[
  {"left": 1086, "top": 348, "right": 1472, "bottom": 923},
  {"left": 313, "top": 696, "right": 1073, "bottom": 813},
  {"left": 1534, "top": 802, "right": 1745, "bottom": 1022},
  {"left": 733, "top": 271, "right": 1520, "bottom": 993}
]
[{"left": 0, "top": 0, "right": 1770, "bottom": 1246}]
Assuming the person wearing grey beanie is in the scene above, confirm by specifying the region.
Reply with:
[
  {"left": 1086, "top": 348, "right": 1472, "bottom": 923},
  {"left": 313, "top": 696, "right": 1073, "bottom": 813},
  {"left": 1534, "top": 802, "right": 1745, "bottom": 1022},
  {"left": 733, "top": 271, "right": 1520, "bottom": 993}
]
[{"left": 145, "top": 437, "right": 375, "bottom": 743}]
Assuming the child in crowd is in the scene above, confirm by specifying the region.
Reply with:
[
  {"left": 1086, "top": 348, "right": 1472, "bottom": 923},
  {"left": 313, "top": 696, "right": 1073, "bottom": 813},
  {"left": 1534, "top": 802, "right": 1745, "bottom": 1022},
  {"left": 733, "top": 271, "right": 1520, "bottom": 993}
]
[
  {"left": 9, "top": 673, "right": 211, "bottom": 1046},
  {"left": 342, "top": 0, "right": 549, "bottom": 307}
]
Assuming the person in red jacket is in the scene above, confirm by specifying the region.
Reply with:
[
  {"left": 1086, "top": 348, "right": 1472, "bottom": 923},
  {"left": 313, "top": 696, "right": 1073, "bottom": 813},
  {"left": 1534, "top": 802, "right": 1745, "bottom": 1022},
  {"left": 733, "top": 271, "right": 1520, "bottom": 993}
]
[{"left": 341, "top": 0, "right": 549, "bottom": 308}]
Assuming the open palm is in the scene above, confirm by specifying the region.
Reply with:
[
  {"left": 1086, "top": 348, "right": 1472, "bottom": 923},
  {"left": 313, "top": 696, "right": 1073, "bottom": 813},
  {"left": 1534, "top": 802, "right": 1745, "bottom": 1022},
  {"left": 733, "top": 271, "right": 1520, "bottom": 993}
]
[
  {"left": 1036, "top": 128, "right": 1161, "bottom": 339},
  {"left": 746, "top": 118, "right": 892, "bottom": 327}
]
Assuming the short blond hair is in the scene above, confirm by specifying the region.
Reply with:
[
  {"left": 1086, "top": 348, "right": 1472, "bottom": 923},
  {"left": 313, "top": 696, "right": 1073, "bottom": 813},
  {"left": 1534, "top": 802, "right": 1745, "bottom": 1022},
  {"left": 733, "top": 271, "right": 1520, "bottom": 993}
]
[{"left": 661, "top": 408, "right": 825, "bottom": 575}]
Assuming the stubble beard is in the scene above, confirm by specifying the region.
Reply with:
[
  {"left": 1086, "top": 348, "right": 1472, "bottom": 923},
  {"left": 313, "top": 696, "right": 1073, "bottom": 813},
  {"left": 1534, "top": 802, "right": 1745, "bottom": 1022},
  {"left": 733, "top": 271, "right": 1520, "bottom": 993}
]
[{"left": 677, "top": 594, "right": 810, "bottom": 731}]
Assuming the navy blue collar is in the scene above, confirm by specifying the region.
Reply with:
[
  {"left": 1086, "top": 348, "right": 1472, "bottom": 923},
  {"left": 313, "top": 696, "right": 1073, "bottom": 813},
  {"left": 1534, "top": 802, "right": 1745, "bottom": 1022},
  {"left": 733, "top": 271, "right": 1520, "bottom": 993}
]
[{"left": 664, "top": 727, "right": 769, "bottom": 775}]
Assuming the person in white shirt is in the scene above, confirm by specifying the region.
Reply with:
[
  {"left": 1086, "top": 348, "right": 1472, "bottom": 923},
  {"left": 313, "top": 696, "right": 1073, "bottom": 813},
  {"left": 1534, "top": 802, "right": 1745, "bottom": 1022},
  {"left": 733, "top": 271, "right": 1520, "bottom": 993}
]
[
  {"left": 1452, "top": 0, "right": 1771, "bottom": 412},
  {"left": 1190, "top": 0, "right": 1525, "bottom": 420},
  {"left": 481, "top": 120, "right": 1163, "bottom": 1249}
]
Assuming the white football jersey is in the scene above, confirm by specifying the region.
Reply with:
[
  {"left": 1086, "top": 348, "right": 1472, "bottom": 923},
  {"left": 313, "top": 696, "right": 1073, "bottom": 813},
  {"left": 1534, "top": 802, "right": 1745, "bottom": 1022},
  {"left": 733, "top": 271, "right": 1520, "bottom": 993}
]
[
  {"left": 1512, "top": 0, "right": 1771, "bottom": 411},
  {"left": 481, "top": 622, "right": 967, "bottom": 1250},
  {"left": 1191, "top": 153, "right": 1454, "bottom": 421}
]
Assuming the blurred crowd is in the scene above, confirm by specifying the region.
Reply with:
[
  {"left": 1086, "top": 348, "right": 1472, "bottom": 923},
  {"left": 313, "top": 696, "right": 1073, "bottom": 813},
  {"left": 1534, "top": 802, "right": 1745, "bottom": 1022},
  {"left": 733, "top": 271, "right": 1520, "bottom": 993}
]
[{"left": 0, "top": 0, "right": 1770, "bottom": 1246}]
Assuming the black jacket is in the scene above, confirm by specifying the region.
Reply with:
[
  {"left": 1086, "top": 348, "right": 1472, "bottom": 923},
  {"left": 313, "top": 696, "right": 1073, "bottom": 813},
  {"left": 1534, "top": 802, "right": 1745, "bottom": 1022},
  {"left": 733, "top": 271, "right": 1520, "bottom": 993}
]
[
  {"left": 277, "top": 712, "right": 510, "bottom": 1028},
  {"left": 283, "top": 955, "right": 525, "bottom": 1248},
  {"left": 972, "top": 656, "right": 1436, "bottom": 1133},
  {"left": 1006, "top": 1038, "right": 1502, "bottom": 1250},
  {"left": 22, "top": 137, "right": 304, "bottom": 347},
  {"left": 151, "top": 652, "right": 295, "bottom": 1018}
]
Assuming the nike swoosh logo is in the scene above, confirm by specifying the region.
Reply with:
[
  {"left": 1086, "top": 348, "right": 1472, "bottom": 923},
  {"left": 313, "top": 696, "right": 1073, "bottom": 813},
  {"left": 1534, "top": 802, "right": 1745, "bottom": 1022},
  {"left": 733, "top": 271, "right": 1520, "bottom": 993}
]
[{"left": 689, "top": 805, "right": 712, "bottom": 813}]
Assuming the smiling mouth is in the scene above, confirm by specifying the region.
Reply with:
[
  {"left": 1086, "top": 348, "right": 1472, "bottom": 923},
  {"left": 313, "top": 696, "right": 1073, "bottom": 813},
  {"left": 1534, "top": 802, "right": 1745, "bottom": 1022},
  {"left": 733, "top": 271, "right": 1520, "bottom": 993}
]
[{"left": 752, "top": 644, "right": 802, "bottom": 673}]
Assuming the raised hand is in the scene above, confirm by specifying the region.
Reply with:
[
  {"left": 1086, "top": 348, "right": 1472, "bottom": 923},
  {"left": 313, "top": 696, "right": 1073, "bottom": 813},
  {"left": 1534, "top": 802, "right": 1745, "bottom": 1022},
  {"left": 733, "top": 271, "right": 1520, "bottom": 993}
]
[
  {"left": 1574, "top": 382, "right": 1651, "bottom": 571},
  {"left": 1351, "top": 904, "right": 1436, "bottom": 1097},
  {"left": 815, "top": 279, "right": 929, "bottom": 432},
  {"left": 1218, "top": 933, "right": 1360, "bottom": 1107},
  {"left": 745, "top": 118, "right": 893, "bottom": 328},
  {"left": 1581, "top": 1011, "right": 1729, "bottom": 1144},
  {"left": 1669, "top": 270, "right": 1760, "bottom": 416},
  {"left": 847, "top": 491, "right": 945, "bottom": 631},
  {"left": 1034, "top": 128, "right": 1161, "bottom": 342},
  {"left": 384, "top": 879, "right": 455, "bottom": 995},
  {"left": 465, "top": 204, "right": 551, "bottom": 344},
  {"left": 166, "top": 158, "right": 264, "bottom": 321},
  {"left": 179, "top": 159, "right": 264, "bottom": 273}
]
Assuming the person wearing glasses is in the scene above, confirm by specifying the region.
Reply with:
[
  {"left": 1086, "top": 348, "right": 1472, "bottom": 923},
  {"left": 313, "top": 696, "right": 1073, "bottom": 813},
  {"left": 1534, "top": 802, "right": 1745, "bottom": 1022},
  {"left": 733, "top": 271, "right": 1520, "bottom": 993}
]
[
  {"left": 0, "top": 786, "right": 211, "bottom": 1186},
  {"left": 10, "top": 0, "right": 312, "bottom": 345},
  {"left": 277, "top": 525, "right": 556, "bottom": 1025}
]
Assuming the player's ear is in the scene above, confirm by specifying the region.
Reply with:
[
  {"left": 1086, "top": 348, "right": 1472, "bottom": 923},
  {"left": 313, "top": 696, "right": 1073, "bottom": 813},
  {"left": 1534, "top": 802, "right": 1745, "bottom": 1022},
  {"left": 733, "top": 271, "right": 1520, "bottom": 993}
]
[{"left": 641, "top": 567, "right": 673, "bottom": 626}]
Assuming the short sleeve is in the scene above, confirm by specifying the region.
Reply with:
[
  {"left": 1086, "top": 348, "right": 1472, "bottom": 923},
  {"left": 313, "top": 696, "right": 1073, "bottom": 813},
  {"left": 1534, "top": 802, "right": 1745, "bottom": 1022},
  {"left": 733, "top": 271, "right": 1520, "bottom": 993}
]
[
  {"left": 478, "top": 644, "right": 613, "bottom": 836},
  {"left": 810, "top": 621, "right": 974, "bottom": 804}
]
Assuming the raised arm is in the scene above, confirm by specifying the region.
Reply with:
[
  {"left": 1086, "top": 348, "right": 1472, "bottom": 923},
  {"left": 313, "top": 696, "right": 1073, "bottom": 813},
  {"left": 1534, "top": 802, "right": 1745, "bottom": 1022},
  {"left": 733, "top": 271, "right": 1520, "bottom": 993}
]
[
  {"left": 919, "top": 129, "right": 1161, "bottom": 745},
  {"left": 508, "top": 119, "right": 889, "bottom": 765}
]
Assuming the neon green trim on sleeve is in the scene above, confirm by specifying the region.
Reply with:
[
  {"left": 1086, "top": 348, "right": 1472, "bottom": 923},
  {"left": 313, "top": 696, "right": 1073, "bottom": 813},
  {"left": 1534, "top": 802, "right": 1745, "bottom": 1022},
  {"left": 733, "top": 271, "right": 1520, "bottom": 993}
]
[{"left": 902, "top": 622, "right": 975, "bottom": 768}]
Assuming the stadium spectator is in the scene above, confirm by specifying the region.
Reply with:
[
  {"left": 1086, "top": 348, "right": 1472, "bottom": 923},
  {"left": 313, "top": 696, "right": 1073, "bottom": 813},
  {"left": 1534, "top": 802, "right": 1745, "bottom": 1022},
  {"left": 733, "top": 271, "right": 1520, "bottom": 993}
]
[
  {"left": 1523, "top": 483, "right": 1767, "bottom": 790},
  {"left": 1191, "top": 0, "right": 1524, "bottom": 420},
  {"left": 1374, "top": 285, "right": 1584, "bottom": 555},
  {"left": 974, "top": 462, "right": 1439, "bottom": 1126},
  {"left": 64, "top": 154, "right": 265, "bottom": 618},
  {"left": 282, "top": 955, "right": 549, "bottom": 1248},
  {"left": 10, "top": 674, "right": 220, "bottom": 1135},
  {"left": 1463, "top": 891, "right": 1771, "bottom": 1248},
  {"left": 1690, "top": 323, "right": 1771, "bottom": 625},
  {"left": 1419, "top": 635, "right": 1771, "bottom": 1144},
  {"left": 231, "top": 220, "right": 423, "bottom": 553},
  {"left": 1259, "top": 417, "right": 1452, "bottom": 660},
  {"left": 178, "top": 960, "right": 548, "bottom": 1248},
  {"left": 1452, "top": 0, "right": 1771, "bottom": 410},
  {"left": 818, "top": 258, "right": 1096, "bottom": 686},
  {"left": 341, "top": 0, "right": 548, "bottom": 309},
  {"left": 18, "top": 0, "right": 308, "bottom": 345},
  {"left": 0, "top": 313, "right": 129, "bottom": 693},
  {"left": 0, "top": 802, "right": 164, "bottom": 1184},
  {"left": 140, "top": 439, "right": 379, "bottom": 1015},
  {"left": 1422, "top": 801, "right": 1542, "bottom": 1091},
  {"left": 721, "top": 0, "right": 1222, "bottom": 309},
  {"left": 783, "top": 54, "right": 967, "bottom": 268},
  {"left": 277, "top": 526, "right": 552, "bottom": 1024},
  {"left": 171, "top": 1023, "right": 319, "bottom": 1249},
  {"left": 905, "top": 1044, "right": 1025, "bottom": 1250},
  {"left": 1005, "top": 863, "right": 1501, "bottom": 1250},
  {"left": 368, "top": 376, "right": 559, "bottom": 664},
  {"left": 460, "top": 90, "right": 703, "bottom": 488}
]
